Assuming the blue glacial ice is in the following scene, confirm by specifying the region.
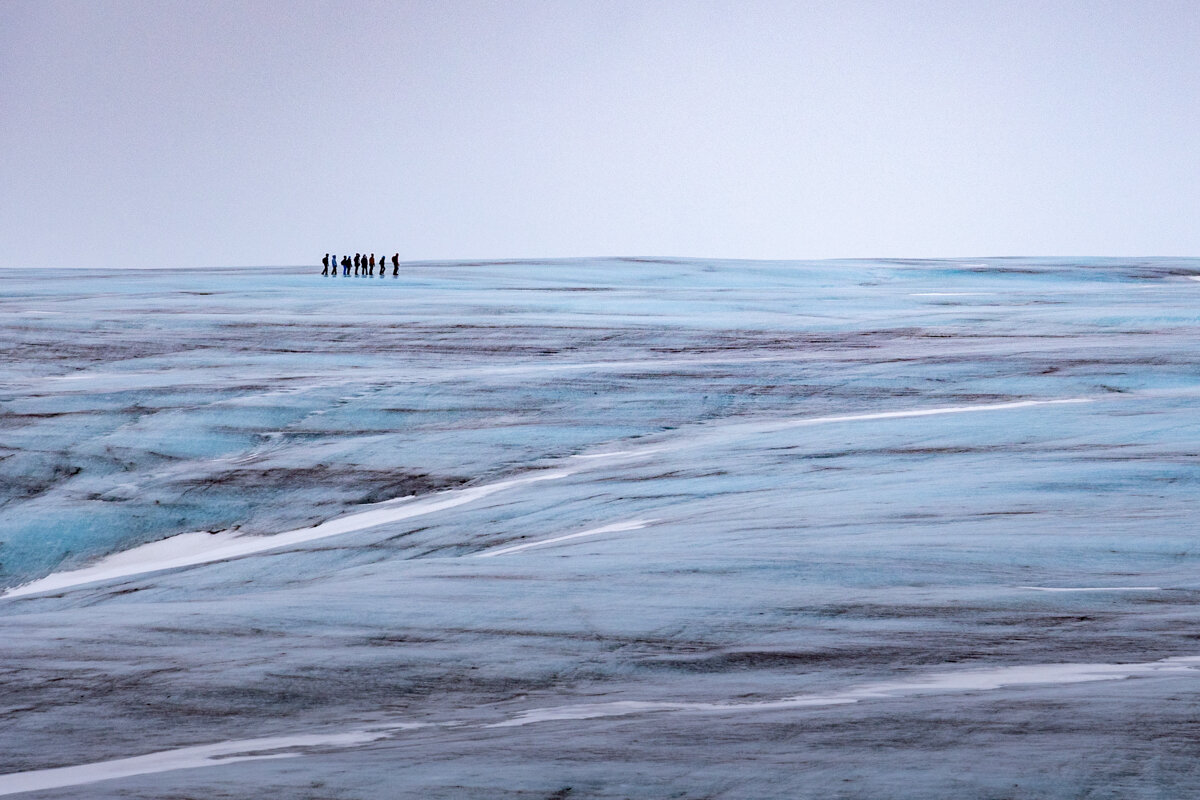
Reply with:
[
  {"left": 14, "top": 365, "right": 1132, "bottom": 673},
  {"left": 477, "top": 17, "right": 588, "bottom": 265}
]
[{"left": 1, "top": 257, "right": 1200, "bottom": 798}]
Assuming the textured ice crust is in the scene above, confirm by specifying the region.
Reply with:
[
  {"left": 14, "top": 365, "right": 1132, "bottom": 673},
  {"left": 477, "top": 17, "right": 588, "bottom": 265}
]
[
  {"left": 2, "top": 257, "right": 1200, "bottom": 798},
  {"left": 489, "top": 654, "right": 1200, "bottom": 727},
  {"left": 5, "top": 656, "right": 1198, "bottom": 795},
  {"left": 6, "top": 397, "right": 1089, "bottom": 597},
  {"left": 2, "top": 468, "right": 575, "bottom": 598}
]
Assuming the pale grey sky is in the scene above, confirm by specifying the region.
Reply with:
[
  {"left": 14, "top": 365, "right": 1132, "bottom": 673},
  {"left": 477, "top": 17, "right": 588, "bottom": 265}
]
[{"left": 2, "top": 0, "right": 1197, "bottom": 268}]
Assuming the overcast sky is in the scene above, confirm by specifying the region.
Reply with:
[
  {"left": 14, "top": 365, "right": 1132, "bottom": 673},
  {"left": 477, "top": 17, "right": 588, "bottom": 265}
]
[{"left": 2, "top": 0, "right": 1197, "bottom": 268}]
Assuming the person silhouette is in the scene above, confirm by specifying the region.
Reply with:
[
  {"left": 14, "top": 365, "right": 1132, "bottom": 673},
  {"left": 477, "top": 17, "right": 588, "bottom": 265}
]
[
  {"left": 322, "top": 253, "right": 329, "bottom": 275},
  {"left": 392, "top": 253, "right": 399, "bottom": 276},
  {"left": 368, "top": 253, "right": 376, "bottom": 275},
  {"left": 342, "top": 255, "right": 351, "bottom": 275}
]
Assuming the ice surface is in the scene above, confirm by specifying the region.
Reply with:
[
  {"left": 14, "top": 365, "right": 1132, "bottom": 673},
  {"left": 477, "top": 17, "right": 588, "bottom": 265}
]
[{"left": 2, "top": 257, "right": 1200, "bottom": 798}]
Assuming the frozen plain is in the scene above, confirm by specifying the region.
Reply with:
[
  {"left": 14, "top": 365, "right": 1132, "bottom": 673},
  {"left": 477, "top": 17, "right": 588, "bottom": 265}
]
[{"left": 1, "top": 257, "right": 1199, "bottom": 798}]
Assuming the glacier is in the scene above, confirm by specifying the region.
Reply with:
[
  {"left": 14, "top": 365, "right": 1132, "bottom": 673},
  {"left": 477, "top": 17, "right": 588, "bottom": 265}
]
[{"left": 2, "top": 257, "right": 1200, "bottom": 798}]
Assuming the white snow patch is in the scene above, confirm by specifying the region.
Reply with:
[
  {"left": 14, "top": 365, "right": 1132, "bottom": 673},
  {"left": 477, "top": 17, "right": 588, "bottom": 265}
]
[
  {"left": 1019, "top": 586, "right": 1162, "bottom": 592},
  {"left": 762, "top": 398, "right": 1092, "bottom": 433},
  {"left": 569, "top": 448, "right": 659, "bottom": 460},
  {"left": 0, "top": 726, "right": 424, "bottom": 797},
  {"left": 475, "top": 519, "right": 653, "bottom": 558}
]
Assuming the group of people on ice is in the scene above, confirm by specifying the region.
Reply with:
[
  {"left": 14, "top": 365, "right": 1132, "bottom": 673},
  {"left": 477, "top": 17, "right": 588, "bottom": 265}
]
[{"left": 322, "top": 253, "right": 401, "bottom": 276}]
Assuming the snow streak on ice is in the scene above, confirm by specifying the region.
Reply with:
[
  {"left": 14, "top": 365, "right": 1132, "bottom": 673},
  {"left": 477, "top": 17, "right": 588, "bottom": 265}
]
[
  {"left": 4, "top": 656, "right": 1198, "bottom": 796},
  {"left": 475, "top": 519, "right": 654, "bottom": 557},
  {"left": 0, "top": 728, "right": 422, "bottom": 797}
]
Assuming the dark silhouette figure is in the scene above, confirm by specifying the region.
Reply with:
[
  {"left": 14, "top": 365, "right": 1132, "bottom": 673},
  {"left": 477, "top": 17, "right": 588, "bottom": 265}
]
[
  {"left": 322, "top": 253, "right": 329, "bottom": 275},
  {"left": 369, "top": 253, "right": 376, "bottom": 274},
  {"left": 354, "top": 253, "right": 360, "bottom": 276},
  {"left": 342, "top": 256, "right": 351, "bottom": 275},
  {"left": 392, "top": 253, "right": 399, "bottom": 276}
]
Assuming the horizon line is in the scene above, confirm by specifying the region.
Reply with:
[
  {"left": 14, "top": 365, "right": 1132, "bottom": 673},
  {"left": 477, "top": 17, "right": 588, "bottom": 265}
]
[{"left": 11, "top": 254, "right": 1200, "bottom": 271}]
